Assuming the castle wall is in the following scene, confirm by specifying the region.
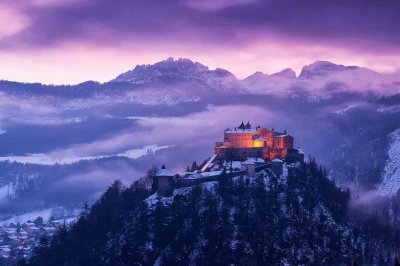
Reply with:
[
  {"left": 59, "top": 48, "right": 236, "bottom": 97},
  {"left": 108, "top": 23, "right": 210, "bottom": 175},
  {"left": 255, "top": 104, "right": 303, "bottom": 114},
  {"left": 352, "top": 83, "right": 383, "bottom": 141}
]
[
  {"left": 175, "top": 170, "right": 246, "bottom": 188},
  {"left": 274, "top": 135, "right": 293, "bottom": 149},
  {"left": 286, "top": 148, "right": 305, "bottom": 164},
  {"left": 224, "top": 132, "right": 254, "bottom": 148},
  {"left": 215, "top": 147, "right": 264, "bottom": 160},
  {"left": 157, "top": 176, "right": 174, "bottom": 196},
  {"left": 257, "top": 128, "right": 274, "bottom": 148}
]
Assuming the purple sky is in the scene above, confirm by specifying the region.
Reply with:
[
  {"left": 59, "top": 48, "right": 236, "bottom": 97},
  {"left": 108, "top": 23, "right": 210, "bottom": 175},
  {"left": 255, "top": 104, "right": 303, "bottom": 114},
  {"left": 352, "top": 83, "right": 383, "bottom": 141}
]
[{"left": 1, "top": 0, "right": 400, "bottom": 84}]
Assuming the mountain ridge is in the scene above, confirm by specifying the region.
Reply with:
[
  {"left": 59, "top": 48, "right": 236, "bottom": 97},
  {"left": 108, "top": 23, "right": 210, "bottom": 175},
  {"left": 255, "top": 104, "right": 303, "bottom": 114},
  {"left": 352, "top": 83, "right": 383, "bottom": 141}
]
[{"left": 0, "top": 57, "right": 398, "bottom": 97}]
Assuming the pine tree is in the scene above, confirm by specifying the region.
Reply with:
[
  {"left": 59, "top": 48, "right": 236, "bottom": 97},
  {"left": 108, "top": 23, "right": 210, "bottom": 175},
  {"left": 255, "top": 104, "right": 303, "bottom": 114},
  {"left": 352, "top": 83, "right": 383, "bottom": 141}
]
[
  {"left": 190, "top": 161, "right": 198, "bottom": 171},
  {"left": 80, "top": 201, "right": 90, "bottom": 220}
]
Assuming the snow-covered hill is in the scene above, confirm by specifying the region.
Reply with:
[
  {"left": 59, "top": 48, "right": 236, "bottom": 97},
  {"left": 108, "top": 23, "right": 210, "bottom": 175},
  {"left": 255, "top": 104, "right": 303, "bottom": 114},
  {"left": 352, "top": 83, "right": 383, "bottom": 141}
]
[
  {"left": 0, "top": 144, "right": 172, "bottom": 165},
  {"left": 379, "top": 129, "right": 400, "bottom": 194},
  {"left": 23, "top": 161, "right": 400, "bottom": 265}
]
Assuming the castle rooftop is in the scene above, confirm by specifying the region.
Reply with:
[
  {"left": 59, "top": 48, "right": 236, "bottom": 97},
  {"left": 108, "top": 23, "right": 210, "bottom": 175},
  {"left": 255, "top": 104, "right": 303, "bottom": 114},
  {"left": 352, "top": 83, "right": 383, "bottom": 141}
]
[
  {"left": 156, "top": 165, "right": 173, "bottom": 177},
  {"left": 225, "top": 128, "right": 257, "bottom": 133}
]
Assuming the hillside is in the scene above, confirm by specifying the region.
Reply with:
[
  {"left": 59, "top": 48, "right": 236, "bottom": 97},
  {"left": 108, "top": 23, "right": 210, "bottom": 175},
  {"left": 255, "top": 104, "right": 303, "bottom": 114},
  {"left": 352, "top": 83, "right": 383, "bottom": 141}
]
[{"left": 23, "top": 160, "right": 399, "bottom": 265}]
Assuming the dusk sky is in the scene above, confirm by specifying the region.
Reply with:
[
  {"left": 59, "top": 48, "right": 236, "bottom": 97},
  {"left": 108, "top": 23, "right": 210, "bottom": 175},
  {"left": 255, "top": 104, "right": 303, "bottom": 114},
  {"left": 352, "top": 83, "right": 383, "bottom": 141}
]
[{"left": 1, "top": 0, "right": 400, "bottom": 84}]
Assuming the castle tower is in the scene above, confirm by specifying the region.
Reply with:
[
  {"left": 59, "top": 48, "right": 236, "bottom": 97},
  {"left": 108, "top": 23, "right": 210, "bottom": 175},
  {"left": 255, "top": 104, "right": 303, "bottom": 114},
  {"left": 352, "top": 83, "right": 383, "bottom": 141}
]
[
  {"left": 238, "top": 121, "right": 245, "bottom": 130},
  {"left": 271, "top": 158, "right": 283, "bottom": 176},
  {"left": 155, "top": 164, "right": 174, "bottom": 196},
  {"left": 241, "top": 159, "right": 256, "bottom": 177}
]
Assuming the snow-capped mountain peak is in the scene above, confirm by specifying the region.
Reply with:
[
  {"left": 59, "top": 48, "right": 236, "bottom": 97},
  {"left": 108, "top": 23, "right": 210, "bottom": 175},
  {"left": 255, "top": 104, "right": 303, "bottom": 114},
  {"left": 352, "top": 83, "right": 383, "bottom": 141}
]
[
  {"left": 299, "top": 61, "right": 359, "bottom": 79},
  {"left": 111, "top": 57, "right": 236, "bottom": 84},
  {"left": 271, "top": 68, "right": 297, "bottom": 79}
]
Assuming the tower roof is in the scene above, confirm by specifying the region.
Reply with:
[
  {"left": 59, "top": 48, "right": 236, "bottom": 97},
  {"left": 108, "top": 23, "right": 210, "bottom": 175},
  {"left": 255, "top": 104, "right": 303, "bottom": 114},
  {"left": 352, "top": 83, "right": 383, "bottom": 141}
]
[
  {"left": 238, "top": 121, "right": 245, "bottom": 129},
  {"left": 242, "top": 158, "right": 255, "bottom": 165},
  {"left": 271, "top": 158, "right": 283, "bottom": 163},
  {"left": 156, "top": 165, "right": 173, "bottom": 177},
  {"left": 245, "top": 121, "right": 251, "bottom": 129}
]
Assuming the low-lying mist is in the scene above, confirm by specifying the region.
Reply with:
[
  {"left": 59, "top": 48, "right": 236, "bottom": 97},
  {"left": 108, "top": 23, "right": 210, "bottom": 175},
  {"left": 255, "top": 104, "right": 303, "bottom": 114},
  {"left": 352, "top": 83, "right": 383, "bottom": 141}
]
[{"left": 0, "top": 83, "right": 398, "bottom": 220}]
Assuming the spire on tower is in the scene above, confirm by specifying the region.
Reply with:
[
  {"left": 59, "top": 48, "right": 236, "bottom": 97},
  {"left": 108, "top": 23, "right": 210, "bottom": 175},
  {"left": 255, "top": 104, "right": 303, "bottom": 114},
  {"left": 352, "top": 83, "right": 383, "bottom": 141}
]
[{"left": 245, "top": 121, "right": 251, "bottom": 129}]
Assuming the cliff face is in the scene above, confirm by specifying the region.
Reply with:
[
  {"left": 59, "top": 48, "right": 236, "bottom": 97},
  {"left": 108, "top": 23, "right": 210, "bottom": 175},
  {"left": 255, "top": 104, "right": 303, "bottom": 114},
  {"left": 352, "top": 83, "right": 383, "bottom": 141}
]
[{"left": 24, "top": 161, "right": 400, "bottom": 266}]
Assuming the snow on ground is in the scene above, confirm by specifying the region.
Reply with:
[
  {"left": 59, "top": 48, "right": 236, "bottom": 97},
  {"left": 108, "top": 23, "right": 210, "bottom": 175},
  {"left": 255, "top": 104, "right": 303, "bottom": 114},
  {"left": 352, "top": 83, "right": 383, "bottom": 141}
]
[
  {"left": 377, "top": 104, "right": 400, "bottom": 113},
  {"left": 332, "top": 104, "right": 360, "bottom": 114},
  {"left": 186, "top": 171, "right": 222, "bottom": 179},
  {"left": 60, "top": 92, "right": 201, "bottom": 110},
  {"left": 223, "top": 161, "right": 242, "bottom": 170},
  {"left": 0, "top": 209, "right": 53, "bottom": 226},
  {"left": 306, "top": 94, "right": 332, "bottom": 102},
  {"left": 0, "top": 144, "right": 173, "bottom": 165},
  {"left": 116, "top": 144, "right": 173, "bottom": 159},
  {"left": 379, "top": 129, "right": 400, "bottom": 194},
  {"left": 200, "top": 181, "right": 218, "bottom": 192},
  {"left": 53, "top": 217, "right": 78, "bottom": 225},
  {"left": 279, "top": 164, "right": 289, "bottom": 185},
  {"left": 146, "top": 181, "right": 219, "bottom": 209}
]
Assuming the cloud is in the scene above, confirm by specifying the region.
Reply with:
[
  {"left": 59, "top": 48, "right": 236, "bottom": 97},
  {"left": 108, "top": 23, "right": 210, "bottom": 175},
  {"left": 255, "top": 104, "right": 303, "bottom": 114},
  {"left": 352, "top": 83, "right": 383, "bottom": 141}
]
[
  {"left": 131, "top": 104, "right": 277, "bottom": 149},
  {"left": 0, "top": 92, "right": 91, "bottom": 126},
  {"left": 0, "top": 1, "right": 399, "bottom": 83},
  {"left": 35, "top": 104, "right": 273, "bottom": 158},
  {"left": 0, "top": 104, "right": 274, "bottom": 167},
  {"left": 0, "top": 3, "right": 29, "bottom": 39},
  {"left": 46, "top": 160, "right": 146, "bottom": 203},
  {"left": 184, "top": 0, "right": 256, "bottom": 11},
  {"left": 2, "top": 0, "right": 398, "bottom": 51}
]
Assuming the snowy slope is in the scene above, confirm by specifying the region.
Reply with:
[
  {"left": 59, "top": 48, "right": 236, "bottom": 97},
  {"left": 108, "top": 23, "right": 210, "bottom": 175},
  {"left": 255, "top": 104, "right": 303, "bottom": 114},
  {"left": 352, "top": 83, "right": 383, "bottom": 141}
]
[
  {"left": 0, "top": 144, "right": 172, "bottom": 165},
  {"left": 0, "top": 208, "right": 53, "bottom": 225},
  {"left": 0, "top": 185, "right": 9, "bottom": 199},
  {"left": 379, "top": 129, "right": 400, "bottom": 194}
]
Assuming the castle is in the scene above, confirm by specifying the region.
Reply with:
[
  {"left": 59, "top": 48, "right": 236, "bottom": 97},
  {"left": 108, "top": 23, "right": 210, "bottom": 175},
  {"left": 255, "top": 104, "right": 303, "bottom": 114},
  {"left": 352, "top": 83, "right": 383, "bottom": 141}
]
[
  {"left": 214, "top": 121, "right": 303, "bottom": 163},
  {"left": 154, "top": 122, "right": 304, "bottom": 196}
]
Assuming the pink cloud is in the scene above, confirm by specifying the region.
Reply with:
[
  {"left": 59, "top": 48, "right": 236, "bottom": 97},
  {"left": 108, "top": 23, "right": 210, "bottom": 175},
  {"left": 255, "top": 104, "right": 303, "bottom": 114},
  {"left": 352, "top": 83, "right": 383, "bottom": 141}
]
[
  {"left": 0, "top": 0, "right": 399, "bottom": 84},
  {"left": 0, "top": 3, "right": 29, "bottom": 39},
  {"left": 184, "top": 0, "right": 256, "bottom": 11}
]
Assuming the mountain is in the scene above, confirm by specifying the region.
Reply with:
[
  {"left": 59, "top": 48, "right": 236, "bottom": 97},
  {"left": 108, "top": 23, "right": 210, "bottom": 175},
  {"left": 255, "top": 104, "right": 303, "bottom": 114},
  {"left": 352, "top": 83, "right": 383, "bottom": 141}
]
[
  {"left": 242, "top": 68, "right": 296, "bottom": 82},
  {"left": 111, "top": 57, "right": 245, "bottom": 94},
  {"left": 0, "top": 58, "right": 398, "bottom": 103},
  {"left": 23, "top": 160, "right": 400, "bottom": 265},
  {"left": 297, "top": 61, "right": 400, "bottom": 95},
  {"left": 243, "top": 69, "right": 296, "bottom": 94},
  {"left": 298, "top": 61, "right": 359, "bottom": 79},
  {"left": 112, "top": 58, "right": 211, "bottom": 84},
  {"left": 110, "top": 57, "right": 400, "bottom": 97},
  {"left": 273, "top": 68, "right": 297, "bottom": 78}
]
